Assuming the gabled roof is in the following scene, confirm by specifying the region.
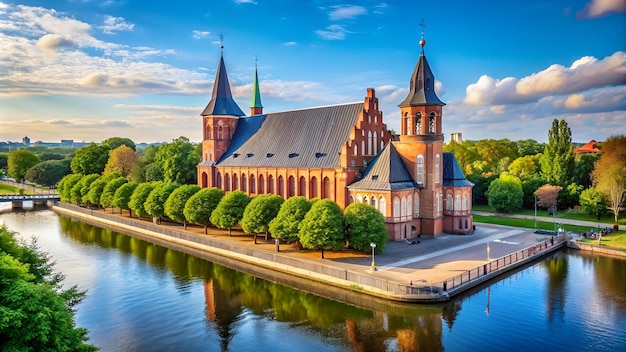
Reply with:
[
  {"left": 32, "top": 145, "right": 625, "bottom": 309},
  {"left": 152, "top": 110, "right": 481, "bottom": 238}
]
[
  {"left": 348, "top": 143, "right": 418, "bottom": 191},
  {"left": 398, "top": 52, "right": 445, "bottom": 107},
  {"left": 573, "top": 140, "right": 600, "bottom": 153},
  {"left": 443, "top": 152, "right": 474, "bottom": 187},
  {"left": 217, "top": 103, "right": 363, "bottom": 168},
  {"left": 201, "top": 53, "right": 245, "bottom": 117}
]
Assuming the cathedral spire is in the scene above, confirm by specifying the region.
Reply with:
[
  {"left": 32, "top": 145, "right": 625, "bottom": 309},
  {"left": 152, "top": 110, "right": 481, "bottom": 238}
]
[
  {"left": 250, "top": 56, "right": 263, "bottom": 115},
  {"left": 201, "top": 39, "right": 245, "bottom": 117}
]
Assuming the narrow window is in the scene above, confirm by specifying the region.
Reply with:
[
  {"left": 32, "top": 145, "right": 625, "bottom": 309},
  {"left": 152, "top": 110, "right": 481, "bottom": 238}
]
[
  {"left": 368, "top": 131, "right": 372, "bottom": 155},
  {"left": 415, "top": 112, "right": 422, "bottom": 135},
  {"left": 455, "top": 194, "right": 461, "bottom": 210},
  {"left": 416, "top": 155, "right": 424, "bottom": 184},
  {"left": 393, "top": 196, "right": 400, "bottom": 217},
  {"left": 250, "top": 174, "right": 256, "bottom": 194},
  {"left": 446, "top": 194, "right": 453, "bottom": 211},
  {"left": 379, "top": 197, "right": 386, "bottom": 216},
  {"left": 413, "top": 193, "right": 419, "bottom": 217},
  {"left": 429, "top": 112, "right": 435, "bottom": 133},
  {"left": 373, "top": 131, "right": 378, "bottom": 154},
  {"left": 435, "top": 154, "right": 440, "bottom": 183}
]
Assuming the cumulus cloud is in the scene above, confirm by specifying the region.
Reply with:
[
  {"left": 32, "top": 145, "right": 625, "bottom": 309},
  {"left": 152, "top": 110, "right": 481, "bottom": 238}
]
[
  {"left": 465, "top": 51, "right": 626, "bottom": 106},
  {"left": 328, "top": 5, "right": 367, "bottom": 20},
  {"left": 192, "top": 30, "right": 210, "bottom": 39},
  {"left": 100, "top": 15, "right": 134, "bottom": 34},
  {"left": 577, "top": 0, "right": 626, "bottom": 19},
  {"left": 315, "top": 24, "right": 348, "bottom": 40},
  {"left": 36, "top": 34, "right": 77, "bottom": 52}
]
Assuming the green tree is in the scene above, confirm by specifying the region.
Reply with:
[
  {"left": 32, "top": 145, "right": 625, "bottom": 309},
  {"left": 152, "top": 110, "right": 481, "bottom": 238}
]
[
  {"left": 24, "top": 159, "right": 71, "bottom": 187},
  {"left": 486, "top": 172, "right": 523, "bottom": 212},
  {"left": 516, "top": 139, "right": 544, "bottom": 156},
  {"left": 268, "top": 196, "right": 312, "bottom": 243},
  {"left": 507, "top": 154, "right": 540, "bottom": 180},
  {"left": 70, "top": 143, "right": 111, "bottom": 175},
  {"left": 38, "top": 152, "right": 65, "bottom": 161},
  {"left": 69, "top": 175, "right": 85, "bottom": 204},
  {"left": 573, "top": 153, "right": 599, "bottom": 188},
  {"left": 164, "top": 184, "right": 201, "bottom": 228},
  {"left": 113, "top": 181, "right": 138, "bottom": 216},
  {"left": 102, "top": 136, "right": 136, "bottom": 151},
  {"left": 59, "top": 174, "right": 83, "bottom": 202},
  {"left": 241, "top": 195, "right": 284, "bottom": 242},
  {"left": 299, "top": 199, "right": 345, "bottom": 258},
  {"left": 558, "top": 183, "right": 584, "bottom": 209},
  {"left": 135, "top": 145, "right": 162, "bottom": 182},
  {"left": 343, "top": 202, "right": 388, "bottom": 253},
  {"left": 103, "top": 145, "right": 138, "bottom": 178},
  {"left": 184, "top": 188, "right": 225, "bottom": 234},
  {"left": 78, "top": 174, "right": 101, "bottom": 205},
  {"left": 0, "top": 225, "right": 97, "bottom": 352},
  {"left": 521, "top": 177, "right": 545, "bottom": 209},
  {"left": 100, "top": 176, "right": 128, "bottom": 212},
  {"left": 129, "top": 182, "right": 156, "bottom": 219},
  {"left": 145, "top": 182, "right": 180, "bottom": 224},
  {"left": 444, "top": 140, "right": 480, "bottom": 174},
  {"left": 466, "top": 174, "right": 497, "bottom": 205},
  {"left": 475, "top": 139, "right": 519, "bottom": 174},
  {"left": 540, "top": 119, "right": 574, "bottom": 186},
  {"left": 592, "top": 135, "right": 626, "bottom": 223},
  {"left": 210, "top": 190, "right": 251, "bottom": 235},
  {"left": 86, "top": 172, "right": 120, "bottom": 207},
  {"left": 7, "top": 148, "right": 40, "bottom": 182},
  {"left": 579, "top": 187, "right": 607, "bottom": 220}
]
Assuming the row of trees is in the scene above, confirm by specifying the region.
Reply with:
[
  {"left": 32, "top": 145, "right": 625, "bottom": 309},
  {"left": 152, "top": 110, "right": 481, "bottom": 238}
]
[
  {"left": 465, "top": 119, "right": 625, "bottom": 223},
  {"left": 57, "top": 174, "right": 389, "bottom": 257}
]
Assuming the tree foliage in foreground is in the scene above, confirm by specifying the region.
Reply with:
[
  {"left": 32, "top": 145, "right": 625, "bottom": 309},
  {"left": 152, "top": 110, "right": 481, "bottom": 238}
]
[
  {"left": 210, "top": 190, "right": 251, "bottom": 235},
  {"left": 145, "top": 182, "right": 180, "bottom": 223},
  {"left": 58, "top": 174, "right": 84, "bottom": 203},
  {"left": 579, "top": 187, "right": 607, "bottom": 220},
  {"left": 540, "top": 119, "right": 574, "bottom": 186},
  {"left": 70, "top": 143, "right": 110, "bottom": 175},
  {"left": 268, "top": 196, "right": 312, "bottom": 243},
  {"left": 164, "top": 184, "right": 200, "bottom": 227},
  {"left": 241, "top": 195, "right": 284, "bottom": 236},
  {"left": 184, "top": 188, "right": 225, "bottom": 234},
  {"left": 344, "top": 202, "right": 388, "bottom": 253},
  {"left": 99, "top": 176, "right": 128, "bottom": 211},
  {"left": 0, "top": 225, "right": 97, "bottom": 352},
  {"left": 299, "top": 199, "right": 345, "bottom": 258},
  {"left": 7, "top": 148, "right": 40, "bottom": 182},
  {"left": 486, "top": 172, "right": 523, "bottom": 213},
  {"left": 113, "top": 181, "right": 138, "bottom": 216},
  {"left": 129, "top": 182, "right": 156, "bottom": 219}
]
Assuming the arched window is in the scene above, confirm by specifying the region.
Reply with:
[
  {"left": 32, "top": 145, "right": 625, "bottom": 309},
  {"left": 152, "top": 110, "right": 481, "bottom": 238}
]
[
  {"left": 287, "top": 176, "right": 295, "bottom": 197},
  {"left": 299, "top": 176, "right": 306, "bottom": 196},
  {"left": 416, "top": 155, "right": 424, "bottom": 184},
  {"left": 379, "top": 197, "right": 386, "bottom": 216},
  {"left": 401, "top": 196, "right": 407, "bottom": 217},
  {"left": 429, "top": 112, "right": 435, "bottom": 133},
  {"left": 404, "top": 112, "right": 410, "bottom": 135},
  {"left": 322, "top": 177, "right": 330, "bottom": 199},
  {"left": 233, "top": 174, "right": 239, "bottom": 190},
  {"left": 380, "top": 140, "right": 384, "bottom": 150},
  {"left": 465, "top": 219, "right": 469, "bottom": 229},
  {"left": 310, "top": 176, "right": 318, "bottom": 198},
  {"left": 439, "top": 193, "right": 443, "bottom": 213},
  {"left": 368, "top": 113, "right": 371, "bottom": 123},
  {"left": 459, "top": 219, "right": 463, "bottom": 229},
  {"left": 224, "top": 173, "right": 230, "bottom": 191},
  {"left": 201, "top": 172, "right": 208, "bottom": 188},
  {"left": 217, "top": 124, "right": 224, "bottom": 139},
  {"left": 250, "top": 174, "right": 256, "bottom": 194},
  {"left": 268, "top": 175, "right": 274, "bottom": 194},
  {"left": 446, "top": 194, "right": 453, "bottom": 211},
  {"left": 407, "top": 194, "right": 412, "bottom": 215},
  {"left": 435, "top": 154, "right": 440, "bottom": 183},
  {"left": 393, "top": 196, "right": 400, "bottom": 217},
  {"left": 259, "top": 174, "right": 265, "bottom": 194},
  {"left": 354, "top": 144, "right": 358, "bottom": 156},
  {"left": 348, "top": 195, "right": 354, "bottom": 204},
  {"left": 455, "top": 194, "right": 462, "bottom": 210},
  {"left": 368, "top": 131, "right": 372, "bottom": 155},
  {"left": 462, "top": 195, "right": 468, "bottom": 211},
  {"left": 363, "top": 196, "right": 368, "bottom": 205},
  {"left": 371, "top": 197, "right": 376, "bottom": 208},
  {"left": 241, "top": 174, "right": 247, "bottom": 192},
  {"left": 361, "top": 140, "right": 365, "bottom": 155},
  {"left": 415, "top": 112, "right": 422, "bottom": 135},
  {"left": 278, "top": 176, "right": 285, "bottom": 197},
  {"left": 373, "top": 131, "right": 378, "bottom": 154},
  {"left": 413, "top": 193, "right": 419, "bottom": 217},
  {"left": 216, "top": 172, "right": 222, "bottom": 189},
  {"left": 356, "top": 194, "right": 363, "bottom": 203}
]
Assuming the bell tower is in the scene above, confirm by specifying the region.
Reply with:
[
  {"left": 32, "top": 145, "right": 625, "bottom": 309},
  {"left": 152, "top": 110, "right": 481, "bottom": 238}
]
[{"left": 395, "top": 21, "right": 446, "bottom": 235}]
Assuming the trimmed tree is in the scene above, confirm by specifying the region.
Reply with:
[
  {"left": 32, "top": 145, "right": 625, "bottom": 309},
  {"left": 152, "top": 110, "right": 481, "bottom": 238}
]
[
  {"left": 183, "top": 188, "right": 224, "bottom": 234},
  {"left": 113, "top": 181, "right": 138, "bottom": 216},
  {"left": 7, "top": 148, "right": 40, "bottom": 182},
  {"left": 86, "top": 172, "right": 120, "bottom": 208},
  {"left": 145, "top": 182, "right": 180, "bottom": 224},
  {"left": 486, "top": 172, "right": 523, "bottom": 212},
  {"left": 78, "top": 174, "right": 101, "bottom": 206},
  {"left": 579, "top": 187, "right": 606, "bottom": 220},
  {"left": 210, "top": 190, "right": 251, "bottom": 236},
  {"left": 164, "top": 184, "right": 201, "bottom": 228},
  {"left": 298, "top": 199, "right": 345, "bottom": 258},
  {"left": 100, "top": 177, "right": 128, "bottom": 212},
  {"left": 268, "top": 196, "right": 312, "bottom": 243},
  {"left": 129, "top": 182, "right": 156, "bottom": 219},
  {"left": 69, "top": 176, "right": 85, "bottom": 205},
  {"left": 344, "top": 202, "right": 388, "bottom": 253},
  {"left": 59, "top": 174, "right": 83, "bottom": 203},
  {"left": 241, "top": 195, "right": 284, "bottom": 243}
]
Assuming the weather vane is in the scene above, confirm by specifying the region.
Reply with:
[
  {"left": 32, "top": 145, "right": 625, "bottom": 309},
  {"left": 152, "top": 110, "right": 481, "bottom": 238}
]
[{"left": 419, "top": 19, "right": 426, "bottom": 49}]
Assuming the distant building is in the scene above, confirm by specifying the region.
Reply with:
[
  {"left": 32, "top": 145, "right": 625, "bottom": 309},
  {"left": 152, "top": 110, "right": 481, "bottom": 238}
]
[
  {"left": 22, "top": 136, "right": 30, "bottom": 147},
  {"left": 573, "top": 140, "right": 601, "bottom": 154},
  {"left": 450, "top": 133, "right": 462, "bottom": 143},
  {"left": 61, "top": 139, "right": 74, "bottom": 147},
  {"left": 197, "top": 33, "right": 474, "bottom": 239}
]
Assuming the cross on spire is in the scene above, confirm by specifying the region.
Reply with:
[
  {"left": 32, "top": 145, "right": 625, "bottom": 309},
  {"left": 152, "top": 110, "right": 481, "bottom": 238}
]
[{"left": 419, "top": 19, "right": 427, "bottom": 50}]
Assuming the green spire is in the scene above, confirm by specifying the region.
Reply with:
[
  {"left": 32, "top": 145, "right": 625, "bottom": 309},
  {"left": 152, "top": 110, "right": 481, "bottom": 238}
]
[{"left": 250, "top": 59, "right": 263, "bottom": 109}]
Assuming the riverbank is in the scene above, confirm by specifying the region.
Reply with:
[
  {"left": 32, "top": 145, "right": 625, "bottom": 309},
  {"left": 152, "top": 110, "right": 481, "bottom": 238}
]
[{"left": 50, "top": 202, "right": 571, "bottom": 302}]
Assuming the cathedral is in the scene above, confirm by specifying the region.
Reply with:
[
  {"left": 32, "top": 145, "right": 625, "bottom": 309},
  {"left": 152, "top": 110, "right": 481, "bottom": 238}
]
[{"left": 197, "top": 35, "right": 473, "bottom": 240}]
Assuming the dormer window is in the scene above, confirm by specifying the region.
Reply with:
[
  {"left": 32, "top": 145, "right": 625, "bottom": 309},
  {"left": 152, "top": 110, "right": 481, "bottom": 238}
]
[
  {"left": 233, "top": 153, "right": 240, "bottom": 158},
  {"left": 288, "top": 153, "right": 299, "bottom": 158},
  {"left": 372, "top": 175, "right": 379, "bottom": 181},
  {"left": 246, "top": 153, "right": 254, "bottom": 158},
  {"left": 266, "top": 153, "right": 274, "bottom": 158}
]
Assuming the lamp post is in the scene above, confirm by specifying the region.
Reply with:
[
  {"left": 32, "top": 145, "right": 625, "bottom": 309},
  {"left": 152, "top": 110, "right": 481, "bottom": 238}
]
[
  {"left": 534, "top": 195, "right": 537, "bottom": 229},
  {"left": 370, "top": 243, "right": 377, "bottom": 271}
]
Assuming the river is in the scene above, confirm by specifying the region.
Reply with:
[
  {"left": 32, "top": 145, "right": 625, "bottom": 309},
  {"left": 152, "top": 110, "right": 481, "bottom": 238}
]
[{"left": 1, "top": 207, "right": 625, "bottom": 352}]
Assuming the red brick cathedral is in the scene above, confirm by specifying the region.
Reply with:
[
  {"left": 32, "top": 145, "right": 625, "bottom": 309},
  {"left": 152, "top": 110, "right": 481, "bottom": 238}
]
[{"left": 197, "top": 36, "right": 473, "bottom": 240}]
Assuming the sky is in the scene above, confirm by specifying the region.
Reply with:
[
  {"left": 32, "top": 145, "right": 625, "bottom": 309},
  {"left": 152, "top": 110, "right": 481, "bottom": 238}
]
[{"left": 0, "top": 0, "right": 624, "bottom": 144}]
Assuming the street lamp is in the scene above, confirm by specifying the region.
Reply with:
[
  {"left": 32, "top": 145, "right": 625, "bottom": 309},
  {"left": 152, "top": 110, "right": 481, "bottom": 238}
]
[
  {"left": 534, "top": 195, "right": 537, "bottom": 229},
  {"left": 370, "top": 243, "right": 377, "bottom": 271}
]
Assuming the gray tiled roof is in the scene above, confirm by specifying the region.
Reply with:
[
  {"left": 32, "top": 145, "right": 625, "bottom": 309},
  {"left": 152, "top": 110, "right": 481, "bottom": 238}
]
[
  {"left": 443, "top": 152, "right": 474, "bottom": 187},
  {"left": 217, "top": 102, "right": 363, "bottom": 168},
  {"left": 348, "top": 142, "right": 418, "bottom": 191},
  {"left": 398, "top": 52, "right": 445, "bottom": 107},
  {"left": 201, "top": 54, "right": 245, "bottom": 117}
]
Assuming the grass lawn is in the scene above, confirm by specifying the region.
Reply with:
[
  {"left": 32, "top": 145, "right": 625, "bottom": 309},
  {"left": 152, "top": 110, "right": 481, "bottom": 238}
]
[
  {"left": 579, "top": 232, "right": 626, "bottom": 250},
  {"left": 0, "top": 184, "right": 35, "bottom": 195},
  {"left": 473, "top": 204, "right": 625, "bottom": 225}
]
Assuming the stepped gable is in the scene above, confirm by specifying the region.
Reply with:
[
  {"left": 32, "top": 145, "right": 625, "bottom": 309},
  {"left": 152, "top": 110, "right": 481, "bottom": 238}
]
[
  {"left": 348, "top": 143, "right": 418, "bottom": 191},
  {"left": 442, "top": 152, "right": 474, "bottom": 187},
  {"left": 217, "top": 102, "right": 363, "bottom": 168}
]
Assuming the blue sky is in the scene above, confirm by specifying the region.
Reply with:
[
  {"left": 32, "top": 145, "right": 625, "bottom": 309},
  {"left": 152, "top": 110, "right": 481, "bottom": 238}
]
[{"left": 0, "top": 0, "right": 624, "bottom": 144}]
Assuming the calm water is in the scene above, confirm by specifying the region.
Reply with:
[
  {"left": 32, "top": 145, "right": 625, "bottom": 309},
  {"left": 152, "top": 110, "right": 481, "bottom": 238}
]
[{"left": 1, "top": 207, "right": 625, "bottom": 352}]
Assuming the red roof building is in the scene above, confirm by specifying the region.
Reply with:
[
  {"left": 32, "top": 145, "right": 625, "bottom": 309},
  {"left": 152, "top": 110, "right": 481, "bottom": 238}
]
[{"left": 574, "top": 140, "right": 601, "bottom": 154}]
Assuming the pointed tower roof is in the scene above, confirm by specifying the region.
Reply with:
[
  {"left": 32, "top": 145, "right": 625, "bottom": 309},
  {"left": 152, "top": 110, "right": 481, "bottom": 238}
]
[
  {"left": 250, "top": 61, "right": 263, "bottom": 110},
  {"left": 398, "top": 30, "right": 445, "bottom": 107},
  {"left": 348, "top": 143, "right": 419, "bottom": 191},
  {"left": 201, "top": 52, "right": 245, "bottom": 117}
]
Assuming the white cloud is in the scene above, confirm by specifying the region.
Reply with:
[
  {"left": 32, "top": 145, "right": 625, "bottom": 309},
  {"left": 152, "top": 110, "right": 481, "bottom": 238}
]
[
  {"left": 192, "top": 30, "right": 210, "bottom": 39},
  {"left": 328, "top": 5, "right": 366, "bottom": 21},
  {"left": 283, "top": 41, "right": 297, "bottom": 46},
  {"left": 315, "top": 24, "right": 348, "bottom": 40},
  {"left": 234, "top": 0, "right": 257, "bottom": 4},
  {"left": 36, "top": 34, "right": 77, "bottom": 52},
  {"left": 577, "top": 0, "right": 626, "bottom": 19},
  {"left": 100, "top": 15, "right": 134, "bottom": 34}
]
